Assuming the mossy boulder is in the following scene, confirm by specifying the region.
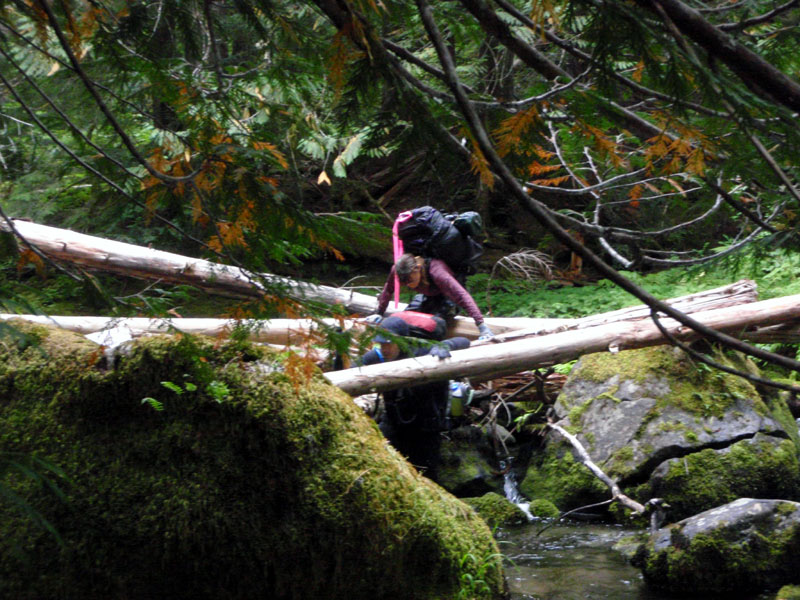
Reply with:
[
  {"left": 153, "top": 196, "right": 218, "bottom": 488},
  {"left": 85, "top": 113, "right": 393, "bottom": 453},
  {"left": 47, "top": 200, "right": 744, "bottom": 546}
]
[
  {"left": 777, "top": 585, "right": 800, "bottom": 600},
  {"left": 528, "top": 498, "right": 560, "bottom": 519},
  {"left": 439, "top": 425, "right": 504, "bottom": 497},
  {"left": 0, "top": 321, "right": 506, "bottom": 600},
  {"left": 521, "top": 346, "right": 800, "bottom": 520},
  {"left": 632, "top": 498, "right": 800, "bottom": 596},
  {"left": 464, "top": 492, "right": 529, "bottom": 528},
  {"left": 634, "top": 433, "right": 800, "bottom": 519}
]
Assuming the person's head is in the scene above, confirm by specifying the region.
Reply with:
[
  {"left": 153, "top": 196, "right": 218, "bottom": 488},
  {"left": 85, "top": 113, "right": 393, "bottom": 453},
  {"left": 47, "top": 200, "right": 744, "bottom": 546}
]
[
  {"left": 396, "top": 253, "right": 424, "bottom": 289},
  {"left": 372, "top": 316, "right": 409, "bottom": 361}
]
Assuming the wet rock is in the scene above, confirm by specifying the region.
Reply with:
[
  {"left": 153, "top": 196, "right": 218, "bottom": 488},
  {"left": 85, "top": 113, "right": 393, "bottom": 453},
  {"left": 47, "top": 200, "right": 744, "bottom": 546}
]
[
  {"left": 632, "top": 498, "right": 800, "bottom": 596},
  {"left": 438, "top": 425, "right": 505, "bottom": 497},
  {"left": 520, "top": 346, "right": 800, "bottom": 519},
  {"left": 528, "top": 498, "right": 560, "bottom": 519}
]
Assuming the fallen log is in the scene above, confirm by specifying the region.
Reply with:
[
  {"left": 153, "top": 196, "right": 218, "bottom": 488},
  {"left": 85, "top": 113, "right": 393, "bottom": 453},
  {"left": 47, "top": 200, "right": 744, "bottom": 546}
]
[
  {"left": 325, "top": 292, "right": 800, "bottom": 396},
  {"left": 0, "top": 313, "right": 575, "bottom": 351},
  {"left": 1, "top": 219, "right": 380, "bottom": 315},
  {"left": 1, "top": 218, "right": 564, "bottom": 333},
  {"left": 487, "top": 279, "right": 758, "bottom": 343}
]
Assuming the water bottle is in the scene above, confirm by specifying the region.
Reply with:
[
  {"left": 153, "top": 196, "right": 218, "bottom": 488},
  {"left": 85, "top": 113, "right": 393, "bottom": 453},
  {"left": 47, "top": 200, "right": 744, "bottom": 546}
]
[{"left": 449, "top": 381, "right": 464, "bottom": 417}]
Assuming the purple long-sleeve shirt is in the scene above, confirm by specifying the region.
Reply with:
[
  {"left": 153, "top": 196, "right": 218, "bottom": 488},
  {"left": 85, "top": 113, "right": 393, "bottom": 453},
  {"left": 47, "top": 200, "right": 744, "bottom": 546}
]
[{"left": 376, "top": 258, "right": 485, "bottom": 324}]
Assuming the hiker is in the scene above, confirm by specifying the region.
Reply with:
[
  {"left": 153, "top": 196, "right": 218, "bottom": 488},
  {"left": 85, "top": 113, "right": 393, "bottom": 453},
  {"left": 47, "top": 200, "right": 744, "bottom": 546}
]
[
  {"left": 370, "top": 253, "right": 494, "bottom": 340},
  {"left": 357, "top": 316, "right": 470, "bottom": 481}
]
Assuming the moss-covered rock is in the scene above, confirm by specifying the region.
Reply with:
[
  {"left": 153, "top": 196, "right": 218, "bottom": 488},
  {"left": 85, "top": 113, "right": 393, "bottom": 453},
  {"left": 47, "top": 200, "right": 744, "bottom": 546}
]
[
  {"left": 633, "top": 498, "right": 800, "bottom": 596},
  {"left": 464, "top": 492, "right": 528, "bottom": 528},
  {"left": 522, "top": 346, "right": 800, "bottom": 520},
  {"left": 528, "top": 498, "right": 560, "bottom": 519},
  {"left": 0, "top": 321, "right": 506, "bottom": 600},
  {"left": 777, "top": 585, "right": 800, "bottom": 600},
  {"left": 635, "top": 433, "right": 800, "bottom": 520},
  {"left": 438, "top": 425, "right": 503, "bottom": 497}
]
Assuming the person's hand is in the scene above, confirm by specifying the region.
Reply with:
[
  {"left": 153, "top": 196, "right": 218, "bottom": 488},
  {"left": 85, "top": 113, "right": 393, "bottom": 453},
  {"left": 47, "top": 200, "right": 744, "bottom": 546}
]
[
  {"left": 477, "top": 322, "right": 494, "bottom": 341},
  {"left": 364, "top": 314, "right": 383, "bottom": 324},
  {"left": 429, "top": 344, "right": 451, "bottom": 359}
]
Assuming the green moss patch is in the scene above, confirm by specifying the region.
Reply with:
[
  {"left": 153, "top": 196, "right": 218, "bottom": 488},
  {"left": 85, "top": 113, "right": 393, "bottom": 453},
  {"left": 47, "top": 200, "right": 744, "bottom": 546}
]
[
  {"left": 635, "top": 435, "right": 800, "bottom": 521},
  {"left": 464, "top": 492, "right": 528, "bottom": 528},
  {"left": 1, "top": 323, "right": 505, "bottom": 600},
  {"left": 572, "top": 346, "right": 761, "bottom": 419}
]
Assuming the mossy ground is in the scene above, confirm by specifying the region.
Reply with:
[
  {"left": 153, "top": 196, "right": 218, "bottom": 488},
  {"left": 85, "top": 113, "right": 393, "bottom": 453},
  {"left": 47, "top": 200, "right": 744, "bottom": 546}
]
[
  {"left": 0, "top": 321, "right": 505, "bottom": 600},
  {"left": 778, "top": 585, "right": 800, "bottom": 600}
]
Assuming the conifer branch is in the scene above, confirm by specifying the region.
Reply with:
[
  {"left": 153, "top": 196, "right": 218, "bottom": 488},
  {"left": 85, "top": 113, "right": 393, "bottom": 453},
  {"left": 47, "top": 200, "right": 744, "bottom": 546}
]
[{"left": 414, "top": 0, "right": 800, "bottom": 375}]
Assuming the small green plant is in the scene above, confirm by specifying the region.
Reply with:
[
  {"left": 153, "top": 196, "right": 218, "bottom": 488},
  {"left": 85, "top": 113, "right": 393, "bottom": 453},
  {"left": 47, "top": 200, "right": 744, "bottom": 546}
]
[
  {"left": 455, "top": 551, "right": 502, "bottom": 600},
  {"left": 207, "top": 380, "right": 230, "bottom": 403},
  {"left": 552, "top": 360, "right": 577, "bottom": 375},
  {"left": 140, "top": 397, "right": 164, "bottom": 411},
  {"left": 161, "top": 380, "right": 197, "bottom": 395}
]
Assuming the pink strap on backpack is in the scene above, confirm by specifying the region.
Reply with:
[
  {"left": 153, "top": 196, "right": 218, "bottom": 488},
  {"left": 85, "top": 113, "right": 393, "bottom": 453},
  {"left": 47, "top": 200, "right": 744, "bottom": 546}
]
[{"left": 392, "top": 211, "right": 413, "bottom": 308}]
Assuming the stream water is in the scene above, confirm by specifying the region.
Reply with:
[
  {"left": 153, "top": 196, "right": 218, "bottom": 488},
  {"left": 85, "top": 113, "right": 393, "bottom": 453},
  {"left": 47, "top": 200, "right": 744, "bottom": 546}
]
[{"left": 498, "top": 521, "right": 775, "bottom": 600}]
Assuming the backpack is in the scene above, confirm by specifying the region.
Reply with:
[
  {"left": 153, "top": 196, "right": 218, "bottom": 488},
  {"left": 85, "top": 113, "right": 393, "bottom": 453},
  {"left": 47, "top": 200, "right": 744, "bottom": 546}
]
[
  {"left": 393, "top": 206, "right": 484, "bottom": 276},
  {"left": 390, "top": 310, "right": 447, "bottom": 340}
]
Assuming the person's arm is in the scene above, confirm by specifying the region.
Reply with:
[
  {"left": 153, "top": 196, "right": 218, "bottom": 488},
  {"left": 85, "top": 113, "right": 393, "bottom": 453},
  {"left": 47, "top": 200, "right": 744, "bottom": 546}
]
[
  {"left": 375, "top": 266, "right": 397, "bottom": 316},
  {"left": 427, "top": 260, "right": 485, "bottom": 324},
  {"left": 425, "top": 336, "right": 470, "bottom": 359}
]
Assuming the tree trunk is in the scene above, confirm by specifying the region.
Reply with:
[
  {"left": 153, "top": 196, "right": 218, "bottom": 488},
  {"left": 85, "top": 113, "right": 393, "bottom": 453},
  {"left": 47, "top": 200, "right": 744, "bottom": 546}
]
[
  {"left": 1, "top": 275, "right": 759, "bottom": 346},
  {"left": 488, "top": 279, "right": 758, "bottom": 342},
  {"left": 0, "top": 314, "right": 341, "bottom": 346},
  {"left": 2, "top": 219, "right": 380, "bottom": 314},
  {"left": 325, "top": 293, "right": 800, "bottom": 396}
]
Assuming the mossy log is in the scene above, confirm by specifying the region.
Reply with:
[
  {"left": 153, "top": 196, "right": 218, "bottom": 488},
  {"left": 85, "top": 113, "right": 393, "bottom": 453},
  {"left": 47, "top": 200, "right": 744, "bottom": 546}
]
[{"left": 0, "top": 321, "right": 506, "bottom": 600}]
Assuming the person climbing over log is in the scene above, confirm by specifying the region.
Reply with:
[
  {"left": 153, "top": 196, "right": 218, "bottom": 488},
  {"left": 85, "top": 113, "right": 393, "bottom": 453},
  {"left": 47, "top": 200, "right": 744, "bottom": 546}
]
[
  {"left": 356, "top": 316, "right": 470, "bottom": 481},
  {"left": 369, "top": 253, "right": 494, "bottom": 340}
]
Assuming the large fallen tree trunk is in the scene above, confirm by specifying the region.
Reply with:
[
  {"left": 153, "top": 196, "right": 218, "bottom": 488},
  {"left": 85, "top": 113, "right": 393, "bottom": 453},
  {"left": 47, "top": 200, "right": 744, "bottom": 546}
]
[
  {"left": 0, "top": 219, "right": 380, "bottom": 314},
  {"left": 487, "top": 279, "right": 758, "bottom": 342},
  {"left": 0, "top": 314, "right": 337, "bottom": 346},
  {"left": 325, "top": 293, "right": 800, "bottom": 396},
  {"left": 0, "top": 313, "right": 571, "bottom": 345}
]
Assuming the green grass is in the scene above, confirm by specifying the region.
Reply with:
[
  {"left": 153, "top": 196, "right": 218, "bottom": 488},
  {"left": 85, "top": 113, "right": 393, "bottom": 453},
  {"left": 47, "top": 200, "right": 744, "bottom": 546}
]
[{"left": 470, "top": 245, "right": 800, "bottom": 319}]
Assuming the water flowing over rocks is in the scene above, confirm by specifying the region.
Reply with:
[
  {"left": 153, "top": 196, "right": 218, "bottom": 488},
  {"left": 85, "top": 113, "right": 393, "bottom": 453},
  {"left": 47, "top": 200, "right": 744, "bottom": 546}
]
[
  {"left": 520, "top": 345, "right": 800, "bottom": 521},
  {"left": 632, "top": 498, "right": 800, "bottom": 595}
]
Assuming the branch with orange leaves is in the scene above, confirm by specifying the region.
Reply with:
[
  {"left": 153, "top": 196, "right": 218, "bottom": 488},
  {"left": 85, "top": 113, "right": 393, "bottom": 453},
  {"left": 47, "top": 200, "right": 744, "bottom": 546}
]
[{"left": 414, "top": 0, "right": 800, "bottom": 377}]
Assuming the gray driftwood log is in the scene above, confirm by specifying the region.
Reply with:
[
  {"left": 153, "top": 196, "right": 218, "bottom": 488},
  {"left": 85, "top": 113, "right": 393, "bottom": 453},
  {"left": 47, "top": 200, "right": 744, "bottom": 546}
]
[{"left": 325, "top": 293, "right": 800, "bottom": 396}]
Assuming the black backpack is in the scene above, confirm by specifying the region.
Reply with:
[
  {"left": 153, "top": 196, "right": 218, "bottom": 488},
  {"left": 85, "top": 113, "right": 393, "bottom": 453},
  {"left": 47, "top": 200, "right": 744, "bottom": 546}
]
[{"left": 393, "top": 206, "right": 484, "bottom": 276}]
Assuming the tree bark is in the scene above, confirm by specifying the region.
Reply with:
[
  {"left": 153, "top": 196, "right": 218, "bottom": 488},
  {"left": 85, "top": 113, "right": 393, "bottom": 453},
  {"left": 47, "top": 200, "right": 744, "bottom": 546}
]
[
  {"left": 1, "top": 275, "right": 757, "bottom": 345},
  {"left": 1, "top": 219, "right": 380, "bottom": 314},
  {"left": 0, "top": 314, "right": 344, "bottom": 346},
  {"left": 325, "top": 293, "right": 800, "bottom": 396}
]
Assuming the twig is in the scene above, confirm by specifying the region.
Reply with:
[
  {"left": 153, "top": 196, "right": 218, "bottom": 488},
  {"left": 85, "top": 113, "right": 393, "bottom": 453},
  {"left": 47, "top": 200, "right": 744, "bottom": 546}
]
[{"left": 547, "top": 421, "right": 645, "bottom": 514}]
